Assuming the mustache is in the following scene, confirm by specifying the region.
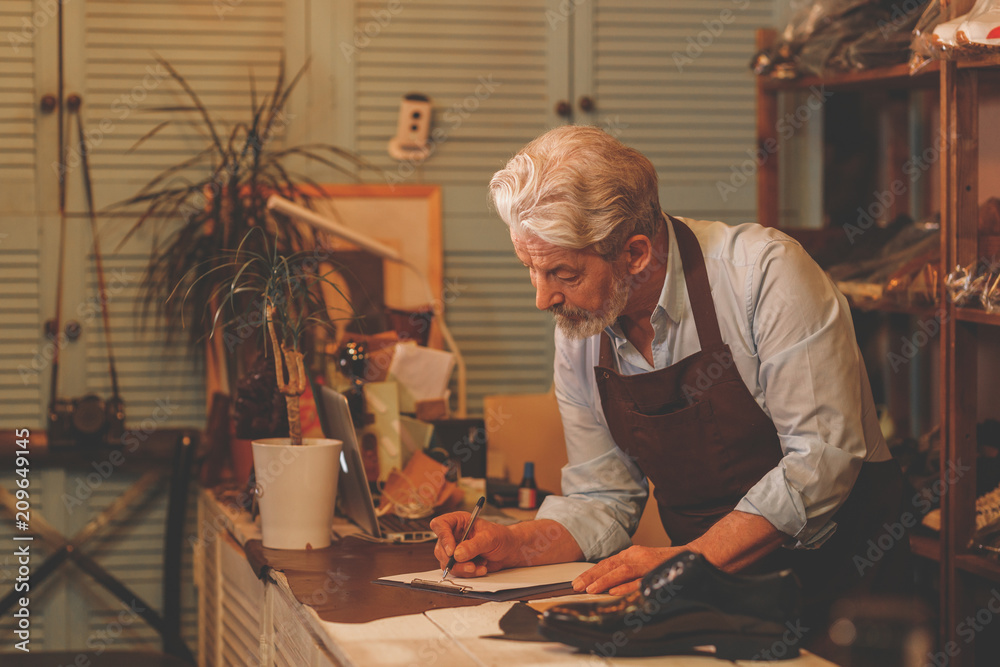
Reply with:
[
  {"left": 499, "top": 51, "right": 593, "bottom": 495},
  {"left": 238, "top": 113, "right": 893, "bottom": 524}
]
[{"left": 549, "top": 304, "right": 591, "bottom": 318}]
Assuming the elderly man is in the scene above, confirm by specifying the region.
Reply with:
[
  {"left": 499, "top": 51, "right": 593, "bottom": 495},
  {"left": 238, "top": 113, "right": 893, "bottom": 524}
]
[{"left": 431, "top": 125, "right": 908, "bottom": 639}]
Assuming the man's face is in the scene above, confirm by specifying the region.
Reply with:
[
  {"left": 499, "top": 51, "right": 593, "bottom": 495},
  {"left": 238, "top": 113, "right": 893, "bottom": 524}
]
[{"left": 511, "top": 232, "right": 630, "bottom": 339}]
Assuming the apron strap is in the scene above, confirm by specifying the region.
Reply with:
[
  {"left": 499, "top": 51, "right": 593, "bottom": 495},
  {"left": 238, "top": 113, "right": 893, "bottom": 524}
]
[
  {"left": 598, "top": 328, "right": 614, "bottom": 368},
  {"left": 597, "top": 215, "right": 724, "bottom": 365},
  {"left": 667, "top": 215, "right": 724, "bottom": 350}
]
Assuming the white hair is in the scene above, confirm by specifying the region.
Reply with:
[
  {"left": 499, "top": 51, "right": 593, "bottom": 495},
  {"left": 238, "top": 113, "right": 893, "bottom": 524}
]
[{"left": 489, "top": 125, "right": 662, "bottom": 260}]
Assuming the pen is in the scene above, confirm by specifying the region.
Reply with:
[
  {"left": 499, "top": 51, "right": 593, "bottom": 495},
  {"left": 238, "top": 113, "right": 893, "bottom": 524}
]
[{"left": 441, "top": 495, "right": 486, "bottom": 581}]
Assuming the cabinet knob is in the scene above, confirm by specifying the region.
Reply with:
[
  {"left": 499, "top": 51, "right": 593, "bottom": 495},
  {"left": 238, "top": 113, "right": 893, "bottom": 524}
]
[
  {"left": 44, "top": 319, "right": 81, "bottom": 340},
  {"left": 578, "top": 96, "right": 595, "bottom": 113},
  {"left": 554, "top": 100, "right": 572, "bottom": 118},
  {"left": 40, "top": 94, "right": 57, "bottom": 114},
  {"left": 66, "top": 94, "right": 82, "bottom": 112},
  {"left": 65, "top": 321, "right": 82, "bottom": 341}
]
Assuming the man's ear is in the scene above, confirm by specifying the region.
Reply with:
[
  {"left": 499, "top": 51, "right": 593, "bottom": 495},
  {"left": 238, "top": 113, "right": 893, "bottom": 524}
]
[{"left": 623, "top": 235, "right": 654, "bottom": 276}]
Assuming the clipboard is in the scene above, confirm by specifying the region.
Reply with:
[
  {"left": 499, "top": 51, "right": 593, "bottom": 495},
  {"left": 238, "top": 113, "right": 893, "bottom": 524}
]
[{"left": 373, "top": 562, "right": 592, "bottom": 601}]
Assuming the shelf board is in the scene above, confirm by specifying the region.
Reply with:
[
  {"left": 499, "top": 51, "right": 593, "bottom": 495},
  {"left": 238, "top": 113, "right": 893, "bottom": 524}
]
[
  {"left": 911, "top": 534, "right": 941, "bottom": 562},
  {"left": 956, "top": 553, "right": 1000, "bottom": 583},
  {"left": 955, "top": 307, "right": 1000, "bottom": 326},
  {"left": 760, "top": 61, "right": 939, "bottom": 92},
  {"left": 758, "top": 52, "right": 1000, "bottom": 93},
  {"left": 956, "top": 53, "right": 1000, "bottom": 70}
]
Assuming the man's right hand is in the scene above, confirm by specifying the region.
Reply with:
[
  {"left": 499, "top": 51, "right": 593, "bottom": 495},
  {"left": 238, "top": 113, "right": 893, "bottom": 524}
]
[{"left": 430, "top": 512, "right": 519, "bottom": 577}]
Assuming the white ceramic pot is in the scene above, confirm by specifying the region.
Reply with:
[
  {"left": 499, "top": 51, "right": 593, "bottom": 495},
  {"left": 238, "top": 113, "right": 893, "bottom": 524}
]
[{"left": 251, "top": 437, "right": 342, "bottom": 550}]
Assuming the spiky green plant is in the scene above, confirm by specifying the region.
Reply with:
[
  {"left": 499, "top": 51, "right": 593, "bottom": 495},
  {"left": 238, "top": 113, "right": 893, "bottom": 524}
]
[
  {"left": 113, "top": 54, "right": 376, "bottom": 360},
  {"left": 172, "top": 227, "right": 348, "bottom": 446}
]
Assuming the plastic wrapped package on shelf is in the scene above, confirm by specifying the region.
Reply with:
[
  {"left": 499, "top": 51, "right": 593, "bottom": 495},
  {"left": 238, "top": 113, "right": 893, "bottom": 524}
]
[
  {"left": 823, "top": 214, "right": 941, "bottom": 310},
  {"left": 751, "top": 0, "right": 932, "bottom": 79},
  {"left": 944, "top": 198, "right": 1000, "bottom": 312}
]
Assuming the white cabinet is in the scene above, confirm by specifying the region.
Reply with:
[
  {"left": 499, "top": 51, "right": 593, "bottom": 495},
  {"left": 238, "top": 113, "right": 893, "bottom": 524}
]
[
  {"left": 0, "top": 0, "right": 307, "bottom": 429},
  {"left": 335, "top": 0, "right": 773, "bottom": 412},
  {"left": 579, "top": 0, "right": 772, "bottom": 216},
  {"left": 196, "top": 492, "right": 337, "bottom": 667},
  {"left": 1, "top": 0, "right": 774, "bottom": 423}
]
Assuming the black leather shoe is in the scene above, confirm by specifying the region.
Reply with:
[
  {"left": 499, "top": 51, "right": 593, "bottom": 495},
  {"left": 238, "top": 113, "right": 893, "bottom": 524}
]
[{"left": 540, "top": 551, "right": 803, "bottom": 660}]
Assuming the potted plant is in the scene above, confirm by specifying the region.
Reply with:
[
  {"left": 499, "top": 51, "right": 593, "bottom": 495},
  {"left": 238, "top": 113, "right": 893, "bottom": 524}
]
[
  {"left": 177, "top": 227, "right": 348, "bottom": 549},
  {"left": 113, "top": 55, "right": 376, "bottom": 392}
]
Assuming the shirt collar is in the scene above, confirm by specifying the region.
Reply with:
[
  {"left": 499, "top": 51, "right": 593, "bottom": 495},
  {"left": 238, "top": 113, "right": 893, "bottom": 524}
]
[{"left": 605, "top": 214, "right": 687, "bottom": 342}]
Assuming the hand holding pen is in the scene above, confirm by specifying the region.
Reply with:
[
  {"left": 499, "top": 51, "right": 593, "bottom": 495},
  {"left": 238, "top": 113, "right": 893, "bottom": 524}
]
[{"left": 440, "top": 496, "right": 485, "bottom": 581}]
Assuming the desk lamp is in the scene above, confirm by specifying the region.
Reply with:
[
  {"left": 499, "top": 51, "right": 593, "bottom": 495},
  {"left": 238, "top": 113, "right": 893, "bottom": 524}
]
[{"left": 266, "top": 194, "right": 467, "bottom": 418}]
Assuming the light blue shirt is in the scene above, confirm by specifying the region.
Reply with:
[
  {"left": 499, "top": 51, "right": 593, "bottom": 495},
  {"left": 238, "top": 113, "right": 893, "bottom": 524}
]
[{"left": 536, "top": 217, "right": 890, "bottom": 561}]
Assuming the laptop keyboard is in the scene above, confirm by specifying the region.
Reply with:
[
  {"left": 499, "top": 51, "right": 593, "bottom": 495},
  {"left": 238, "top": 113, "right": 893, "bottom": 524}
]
[{"left": 379, "top": 512, "right": 434, "bottom": 534}]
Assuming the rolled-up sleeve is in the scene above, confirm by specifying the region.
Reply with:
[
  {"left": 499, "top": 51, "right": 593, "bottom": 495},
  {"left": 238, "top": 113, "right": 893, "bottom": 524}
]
[
  {"left": 534, "top": 332, "right": 648, "bottom": 560},
  {"left": 734, "top": 239, "right": 873, "bottom": 548}
]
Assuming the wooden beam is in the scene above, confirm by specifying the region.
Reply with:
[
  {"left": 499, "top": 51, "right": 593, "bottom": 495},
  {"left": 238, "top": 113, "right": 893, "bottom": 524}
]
[
  {"left": 939, "top": 60, "right": 980, "bottom": 667},
  {"left": 755, "top": 29, "right": 779, "bottom": 227}
]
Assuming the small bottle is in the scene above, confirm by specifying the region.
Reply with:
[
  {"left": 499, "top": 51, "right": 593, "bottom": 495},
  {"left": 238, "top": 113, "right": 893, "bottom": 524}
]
[{"left": 518, "top": 461, "right": 538, "bottom": 510}]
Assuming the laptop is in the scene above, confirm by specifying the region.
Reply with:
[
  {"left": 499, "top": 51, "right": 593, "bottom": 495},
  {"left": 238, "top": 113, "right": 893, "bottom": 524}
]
[{"left": 314, "top": 383, "right": 436, "bottom": 542}]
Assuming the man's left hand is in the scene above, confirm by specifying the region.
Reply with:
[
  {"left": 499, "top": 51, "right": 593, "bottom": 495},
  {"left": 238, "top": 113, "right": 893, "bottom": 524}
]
[{"left": 572, "top": 546, "right": 685, "bottom": 595}]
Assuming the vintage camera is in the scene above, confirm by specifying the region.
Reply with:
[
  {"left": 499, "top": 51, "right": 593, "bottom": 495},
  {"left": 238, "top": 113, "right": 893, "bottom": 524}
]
[{"left": 48, "top": 394, "right": 125, "bottom": 448}]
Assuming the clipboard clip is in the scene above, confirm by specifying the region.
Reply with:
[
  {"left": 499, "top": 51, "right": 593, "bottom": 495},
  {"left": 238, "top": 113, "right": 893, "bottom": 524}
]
[{"left": 410, "top": 578, "right": 472, "bottom": 594}]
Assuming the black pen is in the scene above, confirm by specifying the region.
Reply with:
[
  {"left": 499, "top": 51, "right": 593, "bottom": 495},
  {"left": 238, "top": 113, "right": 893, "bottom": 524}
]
[{"left": 441, "top": 496, "right": 486, "bottom": 581}]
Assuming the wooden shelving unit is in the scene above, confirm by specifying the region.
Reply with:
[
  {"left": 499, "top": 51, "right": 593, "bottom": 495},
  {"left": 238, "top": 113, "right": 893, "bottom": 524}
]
[
  {"left": 956, "top": 553, "right": 1000, "bottom": 584},
  {"left": 760, "top": 61, "right": 940, "bottom": 93},
  {"left": 955, "top": 307, "right": 1000, "bottom": 326},
  {"left": 757, "top": 6, "right": 999, "bottom": 663}
]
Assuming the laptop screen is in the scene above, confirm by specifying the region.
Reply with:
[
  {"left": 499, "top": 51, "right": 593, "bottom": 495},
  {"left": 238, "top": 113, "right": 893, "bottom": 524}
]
[{"left": 313, "top": 383, "right": 382, "bottom": 538}]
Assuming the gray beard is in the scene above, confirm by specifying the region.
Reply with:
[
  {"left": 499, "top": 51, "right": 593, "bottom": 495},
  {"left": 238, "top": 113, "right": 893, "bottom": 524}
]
[{"left": 551, "top": 270, "right": 631, "bottom": 340}]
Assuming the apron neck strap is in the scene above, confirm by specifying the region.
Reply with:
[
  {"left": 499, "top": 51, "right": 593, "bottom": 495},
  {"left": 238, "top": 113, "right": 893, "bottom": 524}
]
[
  {"left": 599, "top": 327, "right": 614, "bottom": 368},
  {"left": 667, "top": 215, "right": 724, "bottom": 350},
  {"left": 597, "top": 215, "right": 724, "bottom": 365}
]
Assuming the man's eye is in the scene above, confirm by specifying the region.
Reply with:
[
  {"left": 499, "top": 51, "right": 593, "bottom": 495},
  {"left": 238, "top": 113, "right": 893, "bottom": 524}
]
[{"left": 556, "top": 273, "right": 579, "bottom": 283}]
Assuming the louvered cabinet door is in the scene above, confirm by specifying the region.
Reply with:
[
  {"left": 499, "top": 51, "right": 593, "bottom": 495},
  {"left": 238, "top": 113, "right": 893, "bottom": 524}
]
[
  {"left": 5, "top": 0, "right": 306, "bottom": 429},
  {"left": 74, "top": 0, "right": 295, "bottom": 209},
  {"left": 196, "top": 492, "right": 223, "bottom": 667},
  {"left": 345, "top": 0, "right": 778, "bottom": 414},
  {"left": 576, "top": 0, "right": 772, "bottom": 223},
  {"left": 0, "top": 0, "right": 312, "bottom": 655},
  {"left": 271, "top": 579, "right": 338, "bottom": 667},
  {"left": 0, "top": 0, "right": 40, "bottom": 209},
  {"left": 64, "top": 0, "right": 304, "bottom": 428},
  {"left": 348, "top": 0, "right": 563, "bottom": 415},
  {"left": 0, "top": 0, "right": 50, "bottom": 428},
  {"left": 219, "top": 530, "right": 265, "bottom": 666},
  {"left": 195, "top": 492, "right": 265, "bottom": 667}
]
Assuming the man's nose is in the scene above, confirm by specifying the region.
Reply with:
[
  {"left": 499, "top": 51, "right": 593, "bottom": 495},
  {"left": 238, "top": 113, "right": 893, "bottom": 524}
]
[{"left": 535, "top": 279, "right": 563, "bottom": 311}]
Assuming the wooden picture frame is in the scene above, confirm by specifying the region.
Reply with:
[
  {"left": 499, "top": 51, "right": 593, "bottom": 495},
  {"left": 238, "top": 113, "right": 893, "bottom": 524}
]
[{"left": 289, "top": 184, "right": 444, "bottom": 348}]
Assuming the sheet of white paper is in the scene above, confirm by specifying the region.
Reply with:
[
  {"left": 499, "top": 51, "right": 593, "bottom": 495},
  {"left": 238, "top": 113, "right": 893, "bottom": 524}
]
[
  {"left": 387, "top": 342, "right": 456, "bottom": 412},
  {"left": 318, "top": 608, "right": 473, "bottom": 667},
  {"left": 379, "top": 561, "right": 592, "bottom": 593}
]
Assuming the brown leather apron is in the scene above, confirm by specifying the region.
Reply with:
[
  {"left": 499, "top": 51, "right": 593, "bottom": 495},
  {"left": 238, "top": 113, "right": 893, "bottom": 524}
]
[
  {"left": 594, "top": 216, "right": 910, "bottom": 616},
  {"left": 595, "top": 216, "right": 783, "bottom": 545}
]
